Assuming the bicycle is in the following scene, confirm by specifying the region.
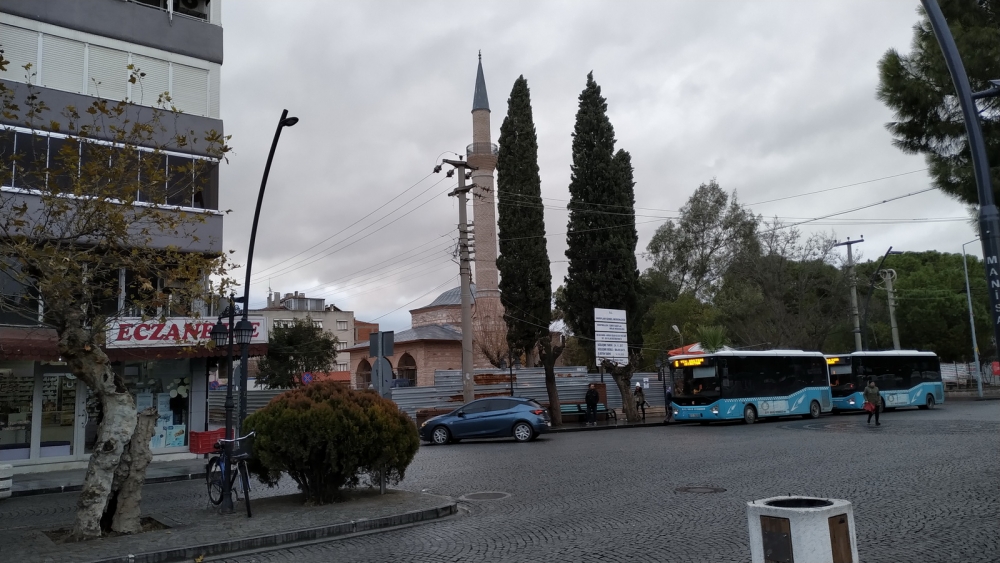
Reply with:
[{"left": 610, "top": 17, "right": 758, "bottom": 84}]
[{"left": 206, "top": 431, "right": 254, "bottom": 517}]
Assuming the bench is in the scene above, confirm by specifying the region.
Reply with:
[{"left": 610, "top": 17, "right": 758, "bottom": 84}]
[{"left": 559, "top": 403, "right": 616, "bottom": 423}]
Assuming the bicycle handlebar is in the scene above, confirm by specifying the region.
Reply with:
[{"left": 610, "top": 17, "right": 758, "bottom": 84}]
[{"left": 217, "top": 431, "right": 256, "bottom": 444}]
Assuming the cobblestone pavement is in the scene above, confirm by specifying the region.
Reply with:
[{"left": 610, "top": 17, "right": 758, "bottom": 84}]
[
  {"left": 0, "top": 472, "right": 452, "bottom": 562},
  {"left": 222, "top": 401, "right": 999, "bottom": 563}
]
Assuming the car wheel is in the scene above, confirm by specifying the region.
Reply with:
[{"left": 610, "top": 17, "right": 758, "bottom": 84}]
[
  {"left": 512, "top": 422, "right": 533, "bottom": 442},
  {"left": 431, "top": 426, "right": 451, "bottom": 445},
  {"left": 743, "top": 405, "right": 757, "bottom": 425},
  {"left": 803, "top": 400, "right": 821, "bottom": 419}
]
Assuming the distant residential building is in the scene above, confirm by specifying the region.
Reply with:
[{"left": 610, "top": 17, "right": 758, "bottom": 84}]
[{"left": 254, "top": 291, "right": 374, "bottom": 372}]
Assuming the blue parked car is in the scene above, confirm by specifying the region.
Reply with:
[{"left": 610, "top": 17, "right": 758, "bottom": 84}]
[{"left": 419, "top": 397, "right": 551, "bottom": 445}]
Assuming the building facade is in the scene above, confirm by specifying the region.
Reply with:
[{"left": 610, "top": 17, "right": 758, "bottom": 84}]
[
  {"left": 254, "top": 291, "right": 363, "bottom": 372},
  {"left": 0, "top": 0, "right": 235, "bottom": 472}
]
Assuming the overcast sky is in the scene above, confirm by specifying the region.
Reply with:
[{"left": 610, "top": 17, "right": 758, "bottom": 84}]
[{"left": 219, "top": 1, "right": 977, "bottom": 333}]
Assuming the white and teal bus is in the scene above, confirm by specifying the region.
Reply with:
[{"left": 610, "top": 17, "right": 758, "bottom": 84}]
[
  {"left": 827, "top": 351, "right": 944, "bottom": 412},
  {"left": 669, "top": 350, "right": 833, "bottom": 424}
]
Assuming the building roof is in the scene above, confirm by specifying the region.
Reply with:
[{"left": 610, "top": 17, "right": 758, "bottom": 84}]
[
  {"left": 422, "top": 284, "right": 477, "bottom": 308},
  {"left": 472, "top": 54, "right": 489, "bottom": 112},
  {"left": 344, "top": 323, "right": 462, "bottom": 352}
]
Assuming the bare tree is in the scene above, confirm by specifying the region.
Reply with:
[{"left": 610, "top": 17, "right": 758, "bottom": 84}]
[
  {"left": 473, "top": 298, "right": 509, "bottom": 368},
  {"left": 0, "top": 58, "right": 230, "bottom": 539}
]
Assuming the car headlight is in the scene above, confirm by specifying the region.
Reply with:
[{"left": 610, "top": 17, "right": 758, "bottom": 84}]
[{"left": 420, "top": 421, "right": 428, "bottom": 428}]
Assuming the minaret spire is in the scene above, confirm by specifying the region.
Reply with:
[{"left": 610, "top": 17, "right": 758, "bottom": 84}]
[{"left": 472, "top": 52, "right": 490, "bottom": 112}]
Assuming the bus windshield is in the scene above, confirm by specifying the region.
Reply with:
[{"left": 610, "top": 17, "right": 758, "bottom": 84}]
[
  {"left": 671, "top": 361, "right": 721, "bottom": 404},
  {"left": 829, "top": 364, "right": 862, "bottom": 397}
]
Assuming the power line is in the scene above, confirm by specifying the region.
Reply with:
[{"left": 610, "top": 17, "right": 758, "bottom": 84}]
[
  {"left": 368, "top": 275, "right": 457, "bottom": 322},
  {"left": 746, "top": 168, "right": 929, "bottom": 205}
]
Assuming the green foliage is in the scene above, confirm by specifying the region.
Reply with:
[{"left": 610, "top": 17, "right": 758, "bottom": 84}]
[
  {"left": 641, "top": 292, "right": 716, "bottom": 363},
  {"left": 244, "top": 381, "right": 419, "bottom": 504},
  {"left": 256, "top": 317, "right": 338, "bottom": 389},
  {"left": 714, "top": 224, "right": 848, "bottom": 351},
  {"left": 562, "top": 72, "right": 642, "bottom": 362},
  {"left": 694, "top": 325, "right": 728, "bottom": 353},
  {"left": 877, "top": 0, "right": 1000, "bottom": 205},
  {"left": 644, "top": 180, "right": 759, "bottom": 301},
  {"left": 496, "top": 75, "right": 552, "bottom": 356},
  {"left": 857, "top": 251, "right": 991, "bottom": 361}
]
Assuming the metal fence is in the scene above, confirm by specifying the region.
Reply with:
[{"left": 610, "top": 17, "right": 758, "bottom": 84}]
[{"left": 208, "top": 389, "right": 283, "bottom": 423}]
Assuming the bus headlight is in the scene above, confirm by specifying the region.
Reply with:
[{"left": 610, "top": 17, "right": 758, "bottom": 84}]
[
  {"left": 848, "top": 398, "right": 856, "bottom": 405},
  {"left": 672, "top": 409, "right": 679, "bottom": 416},
  {"left": 711, "top": 406, "right": 719, "bottom": 415}
]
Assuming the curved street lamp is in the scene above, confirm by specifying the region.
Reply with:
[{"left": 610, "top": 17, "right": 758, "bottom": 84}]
[
  {"left": 210, "top": 294, "right": 238, "bottom": 514},
  {"left": 237, "top": 109, "right": 298, "bottom": 429}
]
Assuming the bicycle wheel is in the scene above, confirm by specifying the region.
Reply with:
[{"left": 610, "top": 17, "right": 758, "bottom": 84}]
[
  {"left": 206, "top": 457, "right": 224, "bottom": 506},
  {"left": 238, "top": 461, "right": 252, "bottom": 518}
]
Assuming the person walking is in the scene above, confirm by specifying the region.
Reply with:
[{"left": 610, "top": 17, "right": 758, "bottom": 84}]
[
  {"left": 863, "top": 379, "right": 881, "bottom": 426},
  {"left": 634, "top": 382, "right": 647, "bottom": 421},
  {"left": 585, "top": 383, "right": 600, "bottom": 426}
]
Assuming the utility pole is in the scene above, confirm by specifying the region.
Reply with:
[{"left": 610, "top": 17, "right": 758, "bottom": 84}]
[
  {"left": 962, "top": 239, "right": 984, "bottom": 399},
  {"left": 880, "top": 269, "right": 901, "bottom": 350},
  {"left": 440, "top": 157, "right": 477, "bottom": 404},
  {"left": 834, "top": 237, "right": 864, "bottom": 351}
]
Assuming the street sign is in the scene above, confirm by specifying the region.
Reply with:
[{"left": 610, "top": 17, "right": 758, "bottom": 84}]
[
  {"left": 595, "top": 332, "right": 627, "bottom": 342},
  {"left": 594, "top": 308, "right": 627, "bottom": 323},
  {"left": 594, "top": 308, "right": 628, "bottom": 367}
]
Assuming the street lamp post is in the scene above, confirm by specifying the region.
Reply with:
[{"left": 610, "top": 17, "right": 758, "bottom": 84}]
[
  {"left": 671, "top": 325, "right": 682, "bottom": 349},
  {"left": 236, "top": 109, "right": 298, "bottom": 431},
  {"left": 210, "top": 294, "right": 238, "bottom": 515},
  {"left": 962, "top": 238, "right": 984, "bottom": 399}
]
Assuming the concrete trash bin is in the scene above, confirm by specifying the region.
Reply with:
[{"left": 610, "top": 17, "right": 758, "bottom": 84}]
[
  {"left": 747, "top": 496, "right": 858, "bottom": 563},
  {"left": 0, "top": 464, "right": 12, "bottom": 500}
]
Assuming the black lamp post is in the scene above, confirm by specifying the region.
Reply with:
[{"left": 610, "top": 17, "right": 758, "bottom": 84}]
[
  {"left": 210, "top": 294, "right": 238, "bottom": 514},
  {"left": 236, "top": 109, "right": 298, "bottom": 431}
]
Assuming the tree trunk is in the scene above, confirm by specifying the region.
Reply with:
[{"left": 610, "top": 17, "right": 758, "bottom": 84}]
[
  {"left": 61, "top": 327, "right": 138, "bottom": 541},
  {"left": 606, "top": 360, "right": 639, "bottom": 422},
  {"left": 110, "top": 407, "right": 157, "bottom": 534},
  {"left": 539, "top": 336, "right": 564, "bottom": 426}
]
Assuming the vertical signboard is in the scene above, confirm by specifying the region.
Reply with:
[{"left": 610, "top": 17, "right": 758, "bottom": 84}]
[{"left": 594, "top": 308, "right": 628, "bottom": 366}]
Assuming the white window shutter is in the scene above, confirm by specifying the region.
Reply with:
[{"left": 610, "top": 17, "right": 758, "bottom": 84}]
[
  {"left": 131, "top": 54, "right": 169, "bottom": 107},
  {"left": 208, "top": 64, "right": 221, "bottom": 118},
  {"left": 0, "top": 24, "right": 39, "bottom": 84},
  {"left": 41, "top": 34, "right": 85, "bottom": 94},
  {"left": 172, "top": 62, "right": 209, "bottom": 116},
  {"left": 86, "top": 45, "right": 129, "bottom": 101}
]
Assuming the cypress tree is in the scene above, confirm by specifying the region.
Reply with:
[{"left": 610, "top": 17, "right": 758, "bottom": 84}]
[
  {"left": 562, "top": 73, "right": 641, "bottom": 417},
  {"left": 496, "top": 76, "right": 563, "bottom": 423}
]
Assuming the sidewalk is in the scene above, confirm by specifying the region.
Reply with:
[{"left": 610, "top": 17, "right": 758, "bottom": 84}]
[
  {"left": 550, "top": 414, "right": 669, "bottom": 433},
  {"left": 11, "top": 458, "right": 209, "bottom": 497},
  {"left": 0, "top": 476, "right": 457, "bottom": 563}
]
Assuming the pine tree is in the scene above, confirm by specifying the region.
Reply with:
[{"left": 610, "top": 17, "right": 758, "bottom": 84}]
[
  {"left": 562, "top": 72, "right": 642, "bottom": 419},
  {"left": 496, "top": 76, "right": 563, "bottom": 423},
  {"left": 877, "top": 0, "right": 1000, "bottom": 205}
]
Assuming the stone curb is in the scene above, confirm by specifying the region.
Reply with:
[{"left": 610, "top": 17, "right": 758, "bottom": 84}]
[
  {"left": 11, "top": 471, "right": 207, "bottom": 498},
  {"left": 83, "top": 499, "right": 458, "bottom": 563}
]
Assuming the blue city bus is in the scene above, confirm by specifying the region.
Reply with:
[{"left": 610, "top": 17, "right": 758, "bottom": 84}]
[
  {"left": 827, "top": 351, "right": 944, "bottom": 412},
  {"left": 668, "top": 350, "right": 833, "bottom": 424}
]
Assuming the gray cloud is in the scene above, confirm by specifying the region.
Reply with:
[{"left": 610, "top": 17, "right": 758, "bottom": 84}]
[{"left": 218, "top": 1, "right": 975, "bottom": 331}]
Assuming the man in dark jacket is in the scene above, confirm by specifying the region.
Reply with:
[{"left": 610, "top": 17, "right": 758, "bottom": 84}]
[{"left": 585, "top": 384, "right": 600, "bottom": 426}]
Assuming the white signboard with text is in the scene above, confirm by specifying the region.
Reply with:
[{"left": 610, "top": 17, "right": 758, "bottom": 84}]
[
  {"left": 594, "top": 308, "right": 628, "bottom": 366},
  {"left": 106, "top": 316, "right": 269, "bottom": 349}
]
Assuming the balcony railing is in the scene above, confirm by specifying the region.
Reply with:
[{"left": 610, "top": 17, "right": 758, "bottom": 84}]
[{"left": 467, "top": 142, "right": 499, "bottom": 158}]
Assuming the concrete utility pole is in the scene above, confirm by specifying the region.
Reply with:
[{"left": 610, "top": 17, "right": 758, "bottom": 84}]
[
  {"left": 442, "top": 157, "right": 477, "bottom": 404},
  {"left": 880, "top": 269, "right": 901, "bottom": 350},
  {"left": 835, "top": 237, "right": 864, "bottom": 351},
  {"left": 962, "top": 239, "right": 984, "bottom": 398}
]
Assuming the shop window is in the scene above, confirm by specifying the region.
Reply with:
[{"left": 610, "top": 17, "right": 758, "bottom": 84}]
[
  {"left": 40, "top": 374, "right": 76, "bottom": 457},
  {"left": 0, "top": 369, "right": 34, "bottom": 461},
  {"left": 122, "top": 361, "right": 191, "bottom": 449}
]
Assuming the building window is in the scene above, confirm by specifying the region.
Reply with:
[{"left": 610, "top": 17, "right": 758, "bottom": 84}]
[
  {"left": 337, "top": 320, "right": 348, "bottom": 330},
  {"left": 273, "top": 319, "right": 293, "bottom": 329},
  {"left": 334, "top": 341, "right": 348, "bottom": 351},
  {"left": 335, "top": 363, "right": 348, "bottom": 372},
  {"left": 357, "top": 359, "right": 372, "bottom": 389},
  {"left": 397, "top": 353, "right": 417, "bottom": 387}
]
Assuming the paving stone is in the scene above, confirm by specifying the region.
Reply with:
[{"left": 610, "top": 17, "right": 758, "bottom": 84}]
[{"left": 220, "top": 401, "right": 999, "bottom": 563}]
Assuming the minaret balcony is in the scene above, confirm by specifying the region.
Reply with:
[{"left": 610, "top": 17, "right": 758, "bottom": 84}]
[{"left": 467, "top": 142, "right": 499, "bottom": 158}]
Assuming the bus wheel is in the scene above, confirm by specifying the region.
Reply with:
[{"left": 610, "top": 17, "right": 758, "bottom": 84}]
[
  {"left": 803, "top": 400, "right": 821, "bottom": 419},
  {"left": 919, "top": 394, "right": 935, "bottom": 410},
  {"left": 743, "top": 405, "right": 757, "bottom": 425}
]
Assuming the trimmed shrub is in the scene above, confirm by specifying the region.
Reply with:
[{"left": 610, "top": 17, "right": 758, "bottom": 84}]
[{"left": 243, "top": 381, "right": 419, "bottom": 504}]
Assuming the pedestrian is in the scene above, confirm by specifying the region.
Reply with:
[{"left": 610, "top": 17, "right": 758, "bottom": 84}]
[
  {"left": 634, "top": 382, "right": 646, "bottom": 421},
  {"left": 585, "top": 383, "right": 600, "bottom": 426},
  {"left": 863, "top": 378, "right": 881, "bottom": 426},
  {"left": 665, "top": 385, "right": 674, "bottom": 423}
]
